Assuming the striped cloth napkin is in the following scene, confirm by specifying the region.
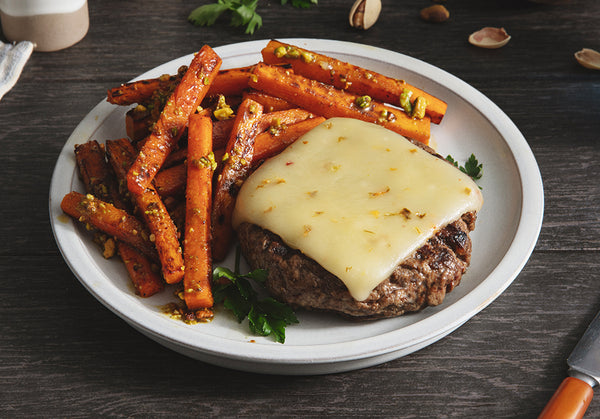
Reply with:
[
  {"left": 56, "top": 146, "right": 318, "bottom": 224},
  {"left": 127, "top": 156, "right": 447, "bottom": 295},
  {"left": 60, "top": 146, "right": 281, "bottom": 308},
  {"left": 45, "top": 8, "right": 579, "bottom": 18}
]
[{"left": 0, "top": 40, "right": 34, "bottom": 101}]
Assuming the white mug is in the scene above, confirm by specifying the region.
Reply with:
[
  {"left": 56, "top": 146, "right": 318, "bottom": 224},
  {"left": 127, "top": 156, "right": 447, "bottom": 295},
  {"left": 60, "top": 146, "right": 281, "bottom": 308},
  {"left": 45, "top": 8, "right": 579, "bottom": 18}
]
[{"left": 0, "top": 0, "right": 89, "bottom": 52}]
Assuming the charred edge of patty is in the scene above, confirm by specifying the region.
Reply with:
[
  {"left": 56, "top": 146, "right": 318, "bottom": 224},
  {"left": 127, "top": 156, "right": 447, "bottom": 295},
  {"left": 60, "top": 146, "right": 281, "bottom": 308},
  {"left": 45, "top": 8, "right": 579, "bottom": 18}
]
[{"left": 236, "top": 212, "right": 477, "bottom": 320}]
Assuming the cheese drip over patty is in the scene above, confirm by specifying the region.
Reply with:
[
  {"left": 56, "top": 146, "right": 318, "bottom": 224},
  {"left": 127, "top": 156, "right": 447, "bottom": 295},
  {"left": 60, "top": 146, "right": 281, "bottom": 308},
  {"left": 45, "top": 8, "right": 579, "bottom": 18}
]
[{"left": 233, "top": 117, "right": 483, "bottom": 301}]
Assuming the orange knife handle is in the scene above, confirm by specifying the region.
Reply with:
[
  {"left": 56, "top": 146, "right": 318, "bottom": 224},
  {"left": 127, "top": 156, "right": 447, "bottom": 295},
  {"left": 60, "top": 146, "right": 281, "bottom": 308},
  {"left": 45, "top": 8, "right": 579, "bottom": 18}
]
[{"left": 539, "top": 376, "right": 594, "bottom": 419}]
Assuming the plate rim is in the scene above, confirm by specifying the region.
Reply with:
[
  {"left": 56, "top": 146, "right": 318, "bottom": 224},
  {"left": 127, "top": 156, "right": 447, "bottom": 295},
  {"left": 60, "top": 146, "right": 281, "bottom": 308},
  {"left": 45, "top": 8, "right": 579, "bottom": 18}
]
[{"left": 49, "top": 38, "right": 544, "bottom": 371}]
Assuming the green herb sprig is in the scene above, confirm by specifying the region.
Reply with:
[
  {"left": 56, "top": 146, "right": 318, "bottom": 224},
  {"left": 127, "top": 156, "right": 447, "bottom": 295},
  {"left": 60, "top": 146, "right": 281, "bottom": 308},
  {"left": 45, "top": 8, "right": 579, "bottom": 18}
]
[
  {"left": 188, "top": 0, "right": 318, "bottom": 35},
  {"left": 212, "top": 251, "right": 298, "bottom": 343},
  {"left": 446, "top": 153, "right": 483, "bottom": 185}
]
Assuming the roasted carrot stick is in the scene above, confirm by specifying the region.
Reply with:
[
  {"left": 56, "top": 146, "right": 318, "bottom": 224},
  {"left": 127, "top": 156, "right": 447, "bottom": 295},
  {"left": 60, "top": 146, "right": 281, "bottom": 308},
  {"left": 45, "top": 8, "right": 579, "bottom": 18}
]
[
  {"left": 61, "top": 191, "right": 157, "bottom": 261},
  {"left": 108, "top": 65, "right": 252, "bottom": 107},
  {"left": 125, "top": 107, "right": 153, "bottom": 142},
  {"left": 256, "top": 108, "right": 315, "bottom": 133},
  {"left": 106, "top": 138, "right": 185, "bottom": 284},
  {"left": 74, "top": 140, "right": 127, "bottom": 210},
  {"left": 212, "top": 98, "right": 264, "bottom": 261},
  {"left": 163, "top": 147, "right": 188, "bottom": 169},
  {"left": 154, "top": 163, "right": 187, "bottom": 198},
  {"left": 106, "top": 66, "right": 187, "bottom": 106},
  {"left": 248, "top": 62, "right": 431, "bottom": 144},
  {"left": 262, "top": 40, "right": 447, "bottom": 124},
  {"left": 207, "top": 66, "right": 254, "bottom": 97},
  {"left": 212, "top": 118, "right": 235, "bottom": 150},
  {"left": 242, "top": 90, "right": 295, "bottom": 112},
  {"left": 117, "top": 241, "right": 164, "bottom": 297},
  {"left": 167, "top": 200, "right": 186, "bottom": 233},
  {"left": 127, "top": 45, "right": 222, "bottom": 195},
  {"left": 252, "top": 116, "right": 326, "bottom": 165},
  {"left": 183, "top": 115, "right": 215, "bottom": 310}
]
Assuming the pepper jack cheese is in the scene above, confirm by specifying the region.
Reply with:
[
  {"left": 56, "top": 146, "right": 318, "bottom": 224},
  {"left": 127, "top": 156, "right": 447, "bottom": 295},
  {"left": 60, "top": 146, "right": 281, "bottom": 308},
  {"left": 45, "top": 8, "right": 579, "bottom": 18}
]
[{"left": 233, "top": 117, "right": 483, "bottom": 301}]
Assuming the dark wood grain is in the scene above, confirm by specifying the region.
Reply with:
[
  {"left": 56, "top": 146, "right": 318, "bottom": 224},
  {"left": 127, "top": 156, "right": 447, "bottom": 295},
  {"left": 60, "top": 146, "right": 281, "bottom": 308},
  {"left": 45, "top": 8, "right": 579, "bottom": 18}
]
[{"left": 1, "top": 0, "right": 600, "bottom": 417}]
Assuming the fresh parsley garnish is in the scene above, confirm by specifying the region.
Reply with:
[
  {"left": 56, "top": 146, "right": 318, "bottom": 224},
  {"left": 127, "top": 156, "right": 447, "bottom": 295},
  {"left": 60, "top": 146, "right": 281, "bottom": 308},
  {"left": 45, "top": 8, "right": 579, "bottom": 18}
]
[
  {"left": 212, "top": 251, "right": 298, "bottom": 343},
  {"left": 188, "top": 0, "right": 317, "bottom": 35},
  {"left": 446, "top": 153, "right": 483, "bottom": 184}
]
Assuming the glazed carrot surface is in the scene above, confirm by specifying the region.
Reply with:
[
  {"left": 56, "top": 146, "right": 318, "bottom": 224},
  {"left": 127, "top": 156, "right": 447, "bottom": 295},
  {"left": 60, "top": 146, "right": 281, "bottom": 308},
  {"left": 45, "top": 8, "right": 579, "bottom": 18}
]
[
  {"left": 106, "top": 68, "right": 186, "bottom": 106},
  {"left": 117, "top": 241, "right": 164, "bottom": 297},
  {"left": 252, "top": 116, "right": 326, "bottom": 165},
  {"left": 74, "top": 140, "right": 127, "bottom": 210},
  {"left": 261, "top": 40, "right": 447, "bottom": 124},
  {"left": 211, "top": 98, "right": 264, "bottom": 261},
  {"left": 256, "top": 108, "right": 315, "bottom": 133},
  {"left": 61, "top": 191, "right": 157, "bottom": 261},
  {"left": 107, "top": 138, "right": 185, "bottom": 285},
  {"left": 127, "top": 45, "right": 222, "bottom": 195},
  {"left": 248, "top": 62, "right": 431, "bottom": 144},
  {"left": 242, "top": 90, "right": 295, "bottom": 113},
  {"left": 154, "top": 163, "right": 187, "bottom": 198},
  {"left": 207, "top": 66, "right": 254, "bottom": 97},
  {"left": 183, "top": 115, "right": 215, "bottom": 310}
]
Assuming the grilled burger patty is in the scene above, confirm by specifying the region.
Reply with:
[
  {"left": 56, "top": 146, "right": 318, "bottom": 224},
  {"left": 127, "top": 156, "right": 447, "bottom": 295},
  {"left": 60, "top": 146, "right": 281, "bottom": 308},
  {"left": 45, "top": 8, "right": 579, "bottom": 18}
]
[{"left": 236, "top": 211, "right": 477, "bottom": 319}]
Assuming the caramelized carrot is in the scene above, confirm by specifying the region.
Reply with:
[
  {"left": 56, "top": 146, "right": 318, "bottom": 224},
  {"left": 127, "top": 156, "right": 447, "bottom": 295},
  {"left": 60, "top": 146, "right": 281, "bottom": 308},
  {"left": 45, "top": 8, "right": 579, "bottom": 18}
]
[
  {"left": 74, "top": 140, "right": 127, "bottom": 210},
  {"left": 248, "top": 62, "right": 431, "bottom": 144},
  {"left": 212, "top": 118, "right": 236, "bottom": 150},
  {"left": 125, "top": 107, "right": 153, "bottom": 142},
  {"left": 183, "top": 115, "right": 215, "bottom": 309},
  {"left": 106, "top": 66, "right": 187, "bottom": 106},
  {"left": 154, "top": 163, "right": 187, "bottom": 198},
  {"left": 163, "top": 147, "right": 188, "bottom": 169},
  {"left": 256, "top": 108, "right": 315, "bottom": 133},
  {"left": 60, "top": 191, "right": 157, "bottom": 261},
  {"left": 242, "top": 90, "right": 295, "bottom": 112},
  {"left": 212, "top": 98, "right": 264, "bottom": 261},
  {"left": 207, "top": 66, "right": 254, "bottom": 97},
  {"left": 262, "top": 40, "right": 447, "bottom": 124},
  {"left": 153, "top": 144, "right": 227, "bottom": 199},
  {"left": 127, "top": 45, "right": 222, "bottom": 195},
  {"left": 117, "top": 241, "right": 164, "bottom": 297},
  {"left": 108, "top": 65, "right": 251, "bottom": 107},
  {"left": 252, "top": 116, "right": 326, "bottom": 165},
  {"left": 106, "top": 138, "right": 185, "bottom": 284},
  {"left": 167, "top": 200, "right": 186, "bottom": 234}
]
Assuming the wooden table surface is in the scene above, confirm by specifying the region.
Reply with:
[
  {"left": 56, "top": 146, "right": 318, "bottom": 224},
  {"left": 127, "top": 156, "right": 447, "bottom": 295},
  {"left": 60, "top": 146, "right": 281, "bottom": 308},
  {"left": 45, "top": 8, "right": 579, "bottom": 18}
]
[{"left": 2, "top": 0, "right": 599, "bottom": 417}]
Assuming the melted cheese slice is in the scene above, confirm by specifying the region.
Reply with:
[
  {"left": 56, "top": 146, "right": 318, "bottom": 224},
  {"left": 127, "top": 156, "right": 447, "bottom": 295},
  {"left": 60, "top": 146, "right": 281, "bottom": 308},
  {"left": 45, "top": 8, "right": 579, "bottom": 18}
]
[{"left": 233, "top": 117, "right": 483, "bottom": 301}]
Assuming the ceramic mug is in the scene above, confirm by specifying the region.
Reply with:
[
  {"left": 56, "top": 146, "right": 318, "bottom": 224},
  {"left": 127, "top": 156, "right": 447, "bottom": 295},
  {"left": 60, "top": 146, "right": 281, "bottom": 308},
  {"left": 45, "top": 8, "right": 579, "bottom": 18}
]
[{"left": 0, "top": 0, "right": 89, "bottom": 52}]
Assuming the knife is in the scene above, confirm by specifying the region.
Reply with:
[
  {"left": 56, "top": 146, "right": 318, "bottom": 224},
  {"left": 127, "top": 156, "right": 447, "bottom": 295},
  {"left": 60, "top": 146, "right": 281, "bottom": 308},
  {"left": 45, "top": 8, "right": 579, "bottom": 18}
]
[{"left": 539, "top": 311, "right": 600, "bottom": 418}]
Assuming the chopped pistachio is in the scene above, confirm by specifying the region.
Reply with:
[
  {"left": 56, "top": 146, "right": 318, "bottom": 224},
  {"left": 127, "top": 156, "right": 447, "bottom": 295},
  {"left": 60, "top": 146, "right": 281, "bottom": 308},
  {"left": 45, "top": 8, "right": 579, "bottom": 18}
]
[
  {"left": 411, "top": 96, "right": 428, "bottom": 119},
  {"left": 355, "top": 95, "right": 372, "bottom": 109},
  {"left": 399, "top": 88, "right": 413, "bottom": 114}
]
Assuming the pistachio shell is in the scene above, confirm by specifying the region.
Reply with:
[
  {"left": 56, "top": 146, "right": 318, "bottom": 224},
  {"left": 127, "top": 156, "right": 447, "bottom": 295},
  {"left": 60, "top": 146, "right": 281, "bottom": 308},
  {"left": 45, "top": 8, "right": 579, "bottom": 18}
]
[
  {"left": 468, "top": 27, "right": 511, "bottom": 49},
  {"left": 574, "top": 48, "right": 600, "bottom": 70},
  {"left": 349, "top": 0, "right": 382, "bottom": 30}
]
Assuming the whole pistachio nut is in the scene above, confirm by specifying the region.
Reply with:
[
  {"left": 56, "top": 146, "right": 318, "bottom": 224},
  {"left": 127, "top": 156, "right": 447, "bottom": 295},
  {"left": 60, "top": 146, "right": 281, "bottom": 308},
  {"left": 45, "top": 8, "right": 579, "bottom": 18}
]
[
  {"left": 349, "top": 0, "right": 382, "bottom": 30},
  {"left": 420, "top": 5, "right": 450, "bottom": 23}
]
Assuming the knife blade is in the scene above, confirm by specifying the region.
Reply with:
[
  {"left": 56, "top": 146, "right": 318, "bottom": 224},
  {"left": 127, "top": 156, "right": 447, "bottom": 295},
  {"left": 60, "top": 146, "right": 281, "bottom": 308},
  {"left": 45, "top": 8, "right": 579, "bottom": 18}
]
[{"left": 539, "top": 311, "right": 600, "bottom": 419}]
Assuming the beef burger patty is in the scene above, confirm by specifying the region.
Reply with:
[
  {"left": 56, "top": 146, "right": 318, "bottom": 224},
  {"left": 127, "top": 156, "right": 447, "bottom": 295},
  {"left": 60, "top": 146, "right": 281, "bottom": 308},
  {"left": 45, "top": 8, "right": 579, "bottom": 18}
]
[{"left": 236, "top": 211, "right": 477, "bottom": 320}]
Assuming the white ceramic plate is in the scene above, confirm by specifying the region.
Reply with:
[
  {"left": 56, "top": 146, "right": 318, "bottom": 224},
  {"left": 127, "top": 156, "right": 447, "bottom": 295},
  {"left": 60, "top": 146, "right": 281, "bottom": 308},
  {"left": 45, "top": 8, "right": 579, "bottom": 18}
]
[{"left": 49, "top": 39, "right": 544, "bottom": 375}]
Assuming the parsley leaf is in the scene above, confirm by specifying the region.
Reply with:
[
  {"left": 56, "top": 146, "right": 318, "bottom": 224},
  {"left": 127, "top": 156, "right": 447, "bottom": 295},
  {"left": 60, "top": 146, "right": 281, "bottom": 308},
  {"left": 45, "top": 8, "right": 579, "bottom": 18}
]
[
  {"left": 212, "top": 264, "right": 298, "bottom": 343},
  {"left": 446, "top": 153, "right": 483, "bottom": 184},
  {"left": 283, "top": 0, "right": 319, "bottom": 8},
  {"left": 189, "top": 0, "right": 317, "bottom": 34},
  {"left": 188, "top": 1, "right": 230, "bottom": 27}
]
